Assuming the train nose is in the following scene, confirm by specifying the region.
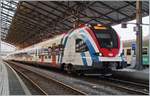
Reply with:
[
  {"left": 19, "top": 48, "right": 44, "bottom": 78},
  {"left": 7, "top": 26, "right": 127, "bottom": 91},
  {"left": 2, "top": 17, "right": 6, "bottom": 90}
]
[{"left": 100, "top": 48, "right": 119, "bottom": 57}]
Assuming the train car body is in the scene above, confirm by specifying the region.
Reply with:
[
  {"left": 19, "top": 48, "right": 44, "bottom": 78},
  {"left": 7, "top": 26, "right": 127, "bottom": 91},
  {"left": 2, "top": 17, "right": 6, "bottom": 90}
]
[
  {"left": 7, "top": 24, "right": 125, "bottom": 73},
  {"left": 123, "top": 37, "right": 149, "bottom": 66}
]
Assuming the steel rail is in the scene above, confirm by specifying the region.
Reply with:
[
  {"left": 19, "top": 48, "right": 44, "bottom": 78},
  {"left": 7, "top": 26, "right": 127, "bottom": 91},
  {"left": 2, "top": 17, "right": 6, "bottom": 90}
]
[
  {"left": 103, "top": 76, "right": 149, "bottom": 88},
  {"left": 6, "top": 60, "right": 148, "bottom": 95},
  {"left": 99, "top": 76, "right": 149, "bottom": 95},
  {"left": 7, "top": 61, "right": 87, "bottom": 95},
  {"left": 14, "top": 69, "right": 48, "bottom": 95}
]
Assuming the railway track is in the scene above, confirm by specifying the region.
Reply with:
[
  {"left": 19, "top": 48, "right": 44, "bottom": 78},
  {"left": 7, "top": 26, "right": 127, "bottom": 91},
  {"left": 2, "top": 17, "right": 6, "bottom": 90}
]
[
  {"left": 76, "top": 73, "right": 149, "bottom": 95},
  {"left": 97, "top": 76, "right": 149, "bottom": 95},
  {"left": 101, "top": 75, "right": 148, "bottom": 88},
  {"left": 6, "top": 60, "right": 149, "bottom": 95},
  {"left": 65, "top": 72, "right": 149, "bottom": 95},
  {"left": 7, "top": 62, "right": 87, "bottom": 95},
  {"left": 14, "top": 69, "right": 48, "bottom": 95}
]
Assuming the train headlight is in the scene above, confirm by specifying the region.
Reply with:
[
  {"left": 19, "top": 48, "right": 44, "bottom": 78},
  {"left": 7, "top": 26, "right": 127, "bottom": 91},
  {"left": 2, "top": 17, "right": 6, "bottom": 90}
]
[
  {"left": 99, "top": 53, "right": 102, "bottom": 56},
  {"left": 94, "top": 52, "right": 102, "bottom": 56},
  {"left": 87, "top": 24, "right": 91, "bottom": 27},
  {"left": 108, "top": 53, "right": 113, "bottom": 56}
]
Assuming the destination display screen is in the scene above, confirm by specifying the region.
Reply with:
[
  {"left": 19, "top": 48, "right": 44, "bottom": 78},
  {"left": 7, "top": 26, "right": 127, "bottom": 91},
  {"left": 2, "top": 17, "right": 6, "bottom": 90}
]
[
  {"left": 94, "top": 26, "right": 107, "bottom": 30},
  {"left": 95, "top": 33, "right": 111, "bottom": 39}
]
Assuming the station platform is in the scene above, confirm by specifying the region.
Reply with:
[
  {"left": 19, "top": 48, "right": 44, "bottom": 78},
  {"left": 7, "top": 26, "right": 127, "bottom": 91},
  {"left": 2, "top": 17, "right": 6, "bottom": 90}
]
[
  {"left": 0, "top": 60, "right": 31, "bottom": 95},
  {"left": 112, "top": 67, "right": 149, "bottom": 82}
]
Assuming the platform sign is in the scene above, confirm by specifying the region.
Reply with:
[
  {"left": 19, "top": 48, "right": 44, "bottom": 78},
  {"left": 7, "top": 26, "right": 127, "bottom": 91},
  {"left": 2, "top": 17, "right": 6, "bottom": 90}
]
[{"left": 131, "top": 43, "right": 136, "bottom": 50}]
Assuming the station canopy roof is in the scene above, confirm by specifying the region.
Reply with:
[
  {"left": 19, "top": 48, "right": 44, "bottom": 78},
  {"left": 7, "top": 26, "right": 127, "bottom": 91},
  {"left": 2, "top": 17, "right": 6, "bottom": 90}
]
[{"left": 1, "top": 1, "right": 149, "bottom": 48}]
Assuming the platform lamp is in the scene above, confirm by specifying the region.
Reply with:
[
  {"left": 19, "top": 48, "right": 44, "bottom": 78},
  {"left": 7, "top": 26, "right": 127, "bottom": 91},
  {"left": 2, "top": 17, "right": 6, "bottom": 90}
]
[{"left": 121, "top": 22, "right": 149, "bottom": 29}]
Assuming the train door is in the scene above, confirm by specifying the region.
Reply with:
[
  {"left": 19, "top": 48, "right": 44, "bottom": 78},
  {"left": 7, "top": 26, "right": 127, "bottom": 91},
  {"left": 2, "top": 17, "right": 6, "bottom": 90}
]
[
  {"left": 40, "top": 48, "right": 45, "bottom": 63},
  {"left": 41, "top": 55, "right": 44, "bottom": 63},
  {"left": 51, "top": 43, "right": 57, "bottom": 66},
  {"left": 62, "top": 36, "right": 76, "bottom": 64},
  {"left": 126, "top": 48, "right": 132, "bottom": 64},
  {"left": 68, "top": 39, "right": 74, "bottom": 63},
  {"left": 48, "top": 47, "right": 52, "bottom": 63},
  {"left": 142, "top": 47, "right": 149, "bottom": 65}
]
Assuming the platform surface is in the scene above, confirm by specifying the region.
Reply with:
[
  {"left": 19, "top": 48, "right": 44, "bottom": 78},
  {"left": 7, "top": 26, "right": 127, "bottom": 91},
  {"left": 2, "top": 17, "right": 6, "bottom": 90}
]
[
  {"left": 0, "top": 59, "right": 9, "bottom": 95},
  {"left": 0, "top": 59, "right": 30, "bottom": 95}
]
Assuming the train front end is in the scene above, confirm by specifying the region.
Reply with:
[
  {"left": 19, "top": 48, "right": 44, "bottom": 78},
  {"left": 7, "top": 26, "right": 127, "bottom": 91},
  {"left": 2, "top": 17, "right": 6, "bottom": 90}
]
[{"left": 85, "top": 24, "right": 125, "bottom": 71}]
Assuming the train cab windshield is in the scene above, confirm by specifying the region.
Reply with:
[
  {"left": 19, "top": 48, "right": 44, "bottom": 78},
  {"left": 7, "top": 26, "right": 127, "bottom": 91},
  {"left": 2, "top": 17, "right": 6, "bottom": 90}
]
[{"left": 90, "top": 25, "right": 118, "bottom": 48}]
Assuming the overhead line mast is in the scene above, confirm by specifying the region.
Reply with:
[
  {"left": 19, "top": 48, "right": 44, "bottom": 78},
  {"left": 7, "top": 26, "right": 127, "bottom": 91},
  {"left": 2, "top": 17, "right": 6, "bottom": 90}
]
[{"left": 135, "top": 0, "right": 143, "bottom": 70}]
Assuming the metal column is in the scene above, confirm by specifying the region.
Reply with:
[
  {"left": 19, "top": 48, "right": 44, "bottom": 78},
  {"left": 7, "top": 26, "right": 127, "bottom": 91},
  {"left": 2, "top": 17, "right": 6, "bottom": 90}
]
[
  {"left": 0, "top": 0, "right": 2, "bottom": 59},
  {"left": 135, "top": 0, "right": 143, "bottom": 70}
]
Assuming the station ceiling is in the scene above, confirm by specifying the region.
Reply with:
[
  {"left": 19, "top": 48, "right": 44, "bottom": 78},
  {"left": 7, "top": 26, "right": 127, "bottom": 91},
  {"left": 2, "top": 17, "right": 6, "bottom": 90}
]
[{"left": 1, "top": 1, "right": 149, "bottom": 48}]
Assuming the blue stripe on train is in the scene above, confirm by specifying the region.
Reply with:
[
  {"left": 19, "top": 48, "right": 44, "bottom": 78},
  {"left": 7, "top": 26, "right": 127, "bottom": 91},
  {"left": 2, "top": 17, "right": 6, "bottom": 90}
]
[
  {"left": 58, "top": 29, "right": 99, "bottom": 65},
  {"left": 80, "top": 52, "right": 88, "bottom": 66},
  {"left": 80, "top": 30, "right": 99, "bottom": 63},
  {"left": 58, "top": 35, "right": 65, "bottom": 63},
  {"left": 59, "top": 34, "right": 69, "bottom": 63}
]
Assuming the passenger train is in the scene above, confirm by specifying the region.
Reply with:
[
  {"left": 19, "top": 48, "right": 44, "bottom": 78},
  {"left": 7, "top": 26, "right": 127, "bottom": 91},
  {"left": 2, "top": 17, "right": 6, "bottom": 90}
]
[
  {"left": 123, "top": 37, "right": 149, "bottom": 66},
  {"left": 7, "top": 24, "right": 126, "bottom": 74}
]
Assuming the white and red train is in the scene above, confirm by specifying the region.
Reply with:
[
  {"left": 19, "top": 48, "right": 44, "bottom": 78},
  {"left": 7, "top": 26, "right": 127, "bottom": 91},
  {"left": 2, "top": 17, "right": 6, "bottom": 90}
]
[{"left": 7, "top": 24, "right": 126, "bottom": 74}]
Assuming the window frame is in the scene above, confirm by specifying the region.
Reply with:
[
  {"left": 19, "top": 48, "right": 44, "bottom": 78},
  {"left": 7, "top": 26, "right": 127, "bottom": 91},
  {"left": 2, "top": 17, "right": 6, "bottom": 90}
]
[
  {"left": 75, "top": 39, "right": 89, "bottom": 53},
  {"left": 126, "top": 49, "right": 131, "bottom": 55}
]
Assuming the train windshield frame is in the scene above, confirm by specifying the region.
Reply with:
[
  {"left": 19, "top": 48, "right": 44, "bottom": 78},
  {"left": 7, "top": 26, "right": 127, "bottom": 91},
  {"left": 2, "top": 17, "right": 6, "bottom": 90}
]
[{"left": 91, "top": 26, "right": 118, "bottom": 48}]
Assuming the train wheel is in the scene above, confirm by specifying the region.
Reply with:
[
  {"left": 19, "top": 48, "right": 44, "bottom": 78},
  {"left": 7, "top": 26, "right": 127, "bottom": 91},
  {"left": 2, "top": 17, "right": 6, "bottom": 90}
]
[
  {"left": 60, "top": 63, "right": 65, "bottom": 71},
  {"left": 66, "top": 63, "right": 73, "bottom": 74},
  {"left": 77, "top": 72, "right": 84, "bottom": 76}
]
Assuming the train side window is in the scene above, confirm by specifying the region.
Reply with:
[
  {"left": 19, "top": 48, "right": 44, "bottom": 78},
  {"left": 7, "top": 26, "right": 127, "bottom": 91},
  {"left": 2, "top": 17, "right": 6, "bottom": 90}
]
[
  {"left": 45, "top": 56, "right": 47, "bottom": 59},
  {"left": 143, "top": 48, "right": 148, "bottom": 55},
  {"left": 126, "top": 49, "right": 131, "bottom": 55},
  {"left": 48, "top": 55, "right": 51, "bottom": 59},
  {"left": 75, "top": 39, "right": 88, "bottom": 52}
]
